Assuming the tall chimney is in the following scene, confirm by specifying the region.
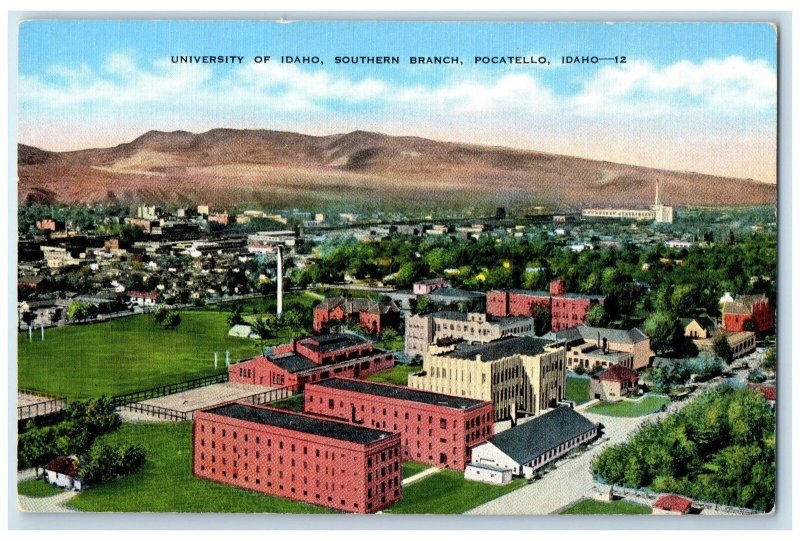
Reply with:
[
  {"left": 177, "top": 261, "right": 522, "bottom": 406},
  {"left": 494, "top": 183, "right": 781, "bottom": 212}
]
[{"left": 276, "top": 245, "right": 284, "bottom": 317}]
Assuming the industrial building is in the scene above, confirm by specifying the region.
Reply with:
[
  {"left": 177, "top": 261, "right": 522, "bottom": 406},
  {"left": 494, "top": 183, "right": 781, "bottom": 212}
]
[
  {"left": 581, "top": 179, "right": 674, "bottom": 224},
  {"left": 229, "top": 334, "right": 395, "bottom": 390},
  {"left": 404, "top": 311, "right": 535, "bottom": 358},
  {"left": 304, "top": 378, "right": 494, "bottom": 470},
  {"left": 408, "top": 336, "right": 566, "bottom": 420},
  {"left": 193, "top": 403, "right": 402, "bottom": 513},
  {"left": 313, "top": 297, "right": 400, "bottom": 334},
  {"left": 468, "top": 406, "right": 600, "bottom": 479}
]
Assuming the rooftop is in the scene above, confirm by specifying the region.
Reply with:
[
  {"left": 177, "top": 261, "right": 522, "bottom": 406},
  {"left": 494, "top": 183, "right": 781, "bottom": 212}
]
[
  {"left": 428, "top": 288, "right": 484, "bottom": 299},
  {"left": 204, "top": 403, "right": 394, "bottom": 445},
  {"left": 312, "top": 377, "right": 488, "bottom": 411},
  {"left": 299, "top": 333, "right": 369, "bottom": 353},
  {"left": 653, "top": 494, "right": 693, "bottom": 513},
  {"left": 444, "top": 336, "right": 555, "bottom": 362},
  {"left": 267, "top": 353, "right": 318, "bottom": 373},
  {"left": 546, "top": 325, "right": 648, "bottom": 346},
  {"left": 487, "top": 407, "right": 598, "bottom": 465},
  {"left": 597, "top": 364, "right": 639, "bottom": 383}
]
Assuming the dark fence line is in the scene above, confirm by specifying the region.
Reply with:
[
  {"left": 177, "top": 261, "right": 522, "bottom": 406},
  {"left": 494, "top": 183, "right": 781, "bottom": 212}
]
[
  {"left": 120, "top": 402, "right": 189, "bottom": 421},
  {"left": 18, "top": 397, "right": 67, "bottom": 421},
  {"left": 111, "top": 372, "right": 230, "bottom": 407},
  {"left": 237, "top": 385, "right": 299, "bottom": 407}
]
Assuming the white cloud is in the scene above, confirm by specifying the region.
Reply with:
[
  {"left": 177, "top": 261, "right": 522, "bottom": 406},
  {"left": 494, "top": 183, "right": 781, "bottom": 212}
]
[{"left": 571, "top": 56, "right": 776, "bottom": 116}]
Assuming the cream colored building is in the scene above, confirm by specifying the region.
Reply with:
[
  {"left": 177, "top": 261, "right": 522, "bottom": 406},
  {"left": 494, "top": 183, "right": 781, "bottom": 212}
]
[
  {"left": 695, "top": 331, "right": 756, "bottom": 360},
  {"left": 404, "top": 311, "right": 535, "bottom": 358},
  {"left": 408, "top": 336, "right": 566, "bottom": 420}
]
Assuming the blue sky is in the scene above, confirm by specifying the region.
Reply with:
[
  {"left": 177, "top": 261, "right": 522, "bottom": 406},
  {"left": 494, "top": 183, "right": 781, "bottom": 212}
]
[{"left": 18, "top": 21, "right": 777, "bottom": 182}]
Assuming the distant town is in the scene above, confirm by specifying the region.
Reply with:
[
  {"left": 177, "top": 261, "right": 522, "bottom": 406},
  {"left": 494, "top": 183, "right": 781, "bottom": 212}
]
[{"left": 17, "top": 182, "right": 777, "bottom": 515}]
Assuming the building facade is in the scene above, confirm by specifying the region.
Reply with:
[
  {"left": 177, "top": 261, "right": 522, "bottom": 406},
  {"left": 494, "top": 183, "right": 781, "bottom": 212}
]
[
  {"left": 408, "top": 336, "right": 566, "bottom": 421},
  {"left": 304, "top": 378, "right": 494, "bottom": 470},
  {"left": 313, "top": 297, "right": 400, "bottom": 334},
  {"left": 193, "top": 403, "right": 401, "bottom": 513},
  {"left": 487, "top": 279, "right": 606, "bottom": 332},
  {"left": 404, "top": 311, "right": 535, "bottom": 358},
  {"left": 722, "top": 294, "right": 775, "bottom": 333},
  {"left": 589, "top": 364, "right": 639, "bottom": 402},
  {"left": 545, "top": 325, "right": 653, "bottom": 371},
  {"left": 228, "top": 334, "right": 395, "bottom": 390}
]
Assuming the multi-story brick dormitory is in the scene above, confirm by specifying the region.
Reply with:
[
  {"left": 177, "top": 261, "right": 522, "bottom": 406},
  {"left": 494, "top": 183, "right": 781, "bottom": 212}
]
[
  {"left": 193, "top": 403, "right": 401, "bottom": 513},
  {"left": 404, "top": 311, "right": 536, "bottom": 358},
  {"left": 722, "top": 294, "right": 775, "bottom": 333},
  {"left": 408, "top": 336, "right": 566, "bottom": 421},
  {"left": 486, "top": 279, "right": 606, "bottom": 332},
  {"left": 229, "top": 333, "right": 395, "bottom": 390},
  {"left": 313, "top": 297, "right": 401, "bottom": 334},
  {"left": 544, "top": 325, "right": 653, "bottom": 371},
  {"left": 303, "top": 378, "right": 494, "bottom": 470}
]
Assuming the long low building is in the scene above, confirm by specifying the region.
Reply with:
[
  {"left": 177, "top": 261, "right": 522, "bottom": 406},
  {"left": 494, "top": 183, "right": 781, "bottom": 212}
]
[
  {"left": 408, "top": 336, "right": 566, "bottom": 421},
  {"left": 404, "top": 311, "right": 535, "bottom": 358},
  {"left": 545, "top": 325, "right": 653, "bottom": 371},
  {"left": 469, "top": 406, "right": 600, "bottom": 479},
  {"left": 304, "top": 378, "right": 494, "bottom": 471},
  {"left": 193, "top": 403, "right": 402, "bottom": 513}
]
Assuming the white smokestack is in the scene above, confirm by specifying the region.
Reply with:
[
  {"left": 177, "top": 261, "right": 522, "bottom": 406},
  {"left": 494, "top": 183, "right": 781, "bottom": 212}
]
[
  {"left": 225, "top": 350, "right": 230, "bottom": 367},
  {"left": 276, "top": 245, "right": 284, "bottom": 317},
  {"left": 214, "top": 352, "right": 218, "bottom": 369}
]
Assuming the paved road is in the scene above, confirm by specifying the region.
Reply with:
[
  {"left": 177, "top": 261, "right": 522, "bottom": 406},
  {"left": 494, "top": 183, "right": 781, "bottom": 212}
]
[{"left": 466, "top": 387, "right": 718, "bottom": 516}]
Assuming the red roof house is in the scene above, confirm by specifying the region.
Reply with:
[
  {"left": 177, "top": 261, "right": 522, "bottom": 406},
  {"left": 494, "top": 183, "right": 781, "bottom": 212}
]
[{"left": 652, "top": 494, "right": 693, "bottom": 515}]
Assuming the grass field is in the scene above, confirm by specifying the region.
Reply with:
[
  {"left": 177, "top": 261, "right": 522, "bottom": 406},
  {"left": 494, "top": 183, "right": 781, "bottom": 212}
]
[
  {"left": 385, "top": 470, "right": 526, "bottom": 514},
  {"left": 365, "top": 364, "right": 420, "bottom": 386},
  {"left": 402, "top": 461, "right": 430, "bottom": 479},
  {"left": 17, "top": 478, "right": 65, "bottom": 498},
  {"left": 559, "top": 499, "right": 652, "bottom": 515},
  {"left": 270, "top": 394, "right": 305, "bottom": 412},
  {"left": 587, "top": 395, "right": 670, "bottom": 417},
  {"left": 18, "top": 292, "right": 320, "bottom": 400},
  {"left": 565, "top": 375, "right": 591, "bottom": 405},
  {"left": 67, "top": 422, "right": 332, "bottom": 513}
]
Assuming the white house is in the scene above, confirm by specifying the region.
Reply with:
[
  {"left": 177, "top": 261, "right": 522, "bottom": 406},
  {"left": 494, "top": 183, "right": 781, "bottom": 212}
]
[
  {"left": 44, "top": 456, "right": 83, "bottom": 491},
  {"left": 469, "top": 407, "right": 600, "bottom": 479}
]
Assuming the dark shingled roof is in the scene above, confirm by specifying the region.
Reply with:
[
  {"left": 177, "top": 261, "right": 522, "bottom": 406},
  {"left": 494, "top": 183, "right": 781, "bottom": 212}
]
[
  {"left": 445, "top": 336, "right": 555, "bottom": 361},
  {"left": 267, "top": 353, "right": 318, "bottom": 373},
  {"left": 428, "top": 288, "right": 484, "bottom": 300},
  {"left": 546, "top": 325, "right": 648, "bottom": 345},
  {"left": 312, "top": 378, "right": 488, "bottom": 410},
  {"left": 299, "top": 333, "right": 369, "bottom": 353},
  {"left": 205, "top": 403, "right": 393, "bottom": 445},
  {"left": 488, "top": 407, "right": 598, "bottom": 465}
]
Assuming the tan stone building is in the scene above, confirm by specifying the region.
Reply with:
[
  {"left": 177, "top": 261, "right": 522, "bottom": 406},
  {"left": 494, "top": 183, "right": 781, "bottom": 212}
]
[
  {"left": 695, "top": 330, "right": 756, "bottom": 360},
  {"left": 589, "top": 365, "right": 639, "bottom": 402},
  {"left": 545, "top": 326, "right": 653, "bottom": 371},
  {"left": 404, "top": 311, "right": 535, "bottom": 358},
  {"left": 408, "top": 336, "right": 566, "bottom": 420}
]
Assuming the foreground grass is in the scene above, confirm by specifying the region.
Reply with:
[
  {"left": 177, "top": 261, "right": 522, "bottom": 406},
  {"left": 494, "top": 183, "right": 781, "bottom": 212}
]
[
  {"left": 565, "top": 375, "right": 591, "bottom": 405},
  {"left": 68, "top": 422, "right": 332, "bottom": 513},
  {"left": 386, "top": 470, "right": 526, "bottom": 514},
  {"left": 402, "top": 461, "right": 430, "bottom": 479},
  {"left": 18, "top": 478, "right": 65, "bottom": 498},
  {"left": 366, "top": 364, "right": 421, "bottom": 386},
  {"left": 560, "top": 499, "right": 651, "bottom": 515},
  {"left": 587, "top": 395, "right": 670, "bottom": 417}
]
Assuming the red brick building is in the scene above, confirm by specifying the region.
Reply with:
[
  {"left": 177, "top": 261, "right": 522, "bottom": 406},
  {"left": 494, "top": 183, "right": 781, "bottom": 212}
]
[
  {"left": 487, "top": 279, "right": 605, "bottom": 332},
  {"left": 229, "top": 334, "right": 395, "bottom": 390},
  {"left": 304, "top": 378, "right": 494, "bottom": 471},
  {"left": 193, "top": 403, "right": 401, "bottom": 513},
  {"left": 313, "top": 297, "right": 400, "bottom": 334},
  {"left": 722, "top": 294, "right": 775, "bottom": 333}
]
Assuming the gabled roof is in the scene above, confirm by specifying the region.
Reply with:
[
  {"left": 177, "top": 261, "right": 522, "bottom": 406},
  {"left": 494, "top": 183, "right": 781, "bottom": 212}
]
[
  {"left": 547, "top": 326, "right": 648, "bottom": 345},
  {"left": 487, "top": 407, "right": 597, "bottom": 466},
  {"left": 653, "top": 494, "right": 693, "bottom": 513},
  {"left": 265, "top": 353, "right": 317, "bottom": 373},
  {"left": 597, "top": 364, "right": 638, "bottom": 383},
  {"left": 45, "top": 456, "right": 78, "bottom": 478}
]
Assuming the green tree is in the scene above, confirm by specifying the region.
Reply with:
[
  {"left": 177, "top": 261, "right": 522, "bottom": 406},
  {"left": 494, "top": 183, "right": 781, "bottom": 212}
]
[
  {"left": 643, "top": 310, "right": 680, "bottom": 355},
  {"left": 280, "top": 310, "right": 305, "bottom": 340},
  {"left": 227, "top": 305, "right": 244, "bottom": 327},
  {"left": 762, "top": 347, "right": 776, "bottom": 372},
  {"left": 713, "top": 334, "right": 734, "bottom": 364},
  {"left": 68, "top": 301, "right": 95, "bottom": 322},
  {"left": 584, "top": 304, "right": 609, "bottom": 327}
]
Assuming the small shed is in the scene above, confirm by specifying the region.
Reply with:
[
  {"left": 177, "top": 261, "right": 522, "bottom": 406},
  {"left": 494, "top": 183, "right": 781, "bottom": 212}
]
[
  {"left": 464, "top": 463, "right": 513, "bottom": 485},
  {"left": 44, "top": 456, "right": 84, "bottom": 491},
  {"left": 228, "top": 324, "right": 254, "bottom": 338},
  {"left": 652, "top": 494, "right": 692, "bottom": 515}
]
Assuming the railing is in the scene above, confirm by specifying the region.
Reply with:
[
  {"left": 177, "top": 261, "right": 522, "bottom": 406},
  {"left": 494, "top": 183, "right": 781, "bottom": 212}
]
[
  {"left": 595, "top": 481, "right": 765, "bottom": 515},
  {"left": 111, "top": 372, "right": 230, "bottom": 407},
  {"left": 237, "top": 385, "right": 299, "bottom": 407},
  {"left": 17, "top": 395, "right": 67, "bottom": 421},
  {"left": 120, "top": 402, "right": 189, "bottom": 421}
]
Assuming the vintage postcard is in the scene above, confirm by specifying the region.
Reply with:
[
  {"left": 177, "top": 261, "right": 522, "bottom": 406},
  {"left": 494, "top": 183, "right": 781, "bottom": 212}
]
[{"left": 15, "top": 19, "right": 777, "bottom": 517}]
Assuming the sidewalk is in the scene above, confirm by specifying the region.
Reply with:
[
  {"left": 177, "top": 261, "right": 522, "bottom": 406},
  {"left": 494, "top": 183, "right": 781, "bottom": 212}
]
[{"left": 402, "top": 467, "right": 439, "bottom": 486}]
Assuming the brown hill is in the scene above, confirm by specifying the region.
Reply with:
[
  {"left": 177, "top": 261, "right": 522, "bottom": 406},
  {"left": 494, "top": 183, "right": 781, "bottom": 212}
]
[{"left": 17, "top": 129, "right": 776, "bottom": 211}]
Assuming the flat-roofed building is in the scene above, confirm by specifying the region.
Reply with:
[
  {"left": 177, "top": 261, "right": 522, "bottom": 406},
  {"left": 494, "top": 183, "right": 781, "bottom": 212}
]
[
  {"left": 404, "top": 311, "right": 535, "bottom": 358},
  {"left": 408, "top": 336, "right": 566, "bottom": 420},
  {"left": 193, "top": 403, "right": 401, "bottom": 513},
  {"left": 304, "top": 378, "right": 493, "bottom": 470}
]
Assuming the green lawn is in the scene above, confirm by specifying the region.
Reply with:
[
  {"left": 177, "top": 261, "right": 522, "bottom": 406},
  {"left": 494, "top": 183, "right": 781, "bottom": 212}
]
[
  {"left": 18, "top": 310, "right": 259, "bottom": 400},
  {"left": 559, "top": 498, "right": 652, "bottom": 515},
  {"left": 68, "top": 422, "right": 332, "bottom": 513},
  {"left": 402, "top": 461, "right": 430, "bottom": 479},
  {"left": 587, "top": 395, "right": 670, "bottom": 417},
  {"left": 386, "top": 470, "right": 526, "bottom": 514},
  {"left": 270, "top": 394, "right": 305, "bottom": 412},
  {"left": 211, "top": 291, "right": 319, "bottom": 317},
  {"left": 366, "top": 364, "right": 421, "bottom": 386},
  {"left": 565, "top": 375, "right": 591, "bottom": 405},
  {"left": 18, "top": 478, "right": 65, "bottom": 498}
]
